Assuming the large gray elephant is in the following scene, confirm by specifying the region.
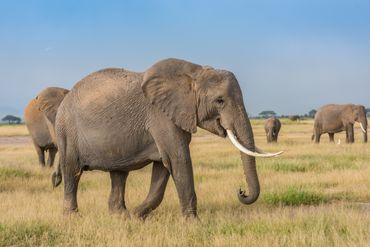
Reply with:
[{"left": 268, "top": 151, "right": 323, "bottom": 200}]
[
  {"left": 24, "top": 87, "right": 69, "bottom": 166},
  {"left": 312, "top": 104, "right": 368, "bottom": 143},
  {"left": 264, "top": 117, "right": 281, "bottom": 143},
  {"left": 43, "top": 58, "right": 282, "bottom": 218}
]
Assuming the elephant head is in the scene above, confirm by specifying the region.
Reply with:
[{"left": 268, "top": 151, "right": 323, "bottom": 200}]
[
  {"left": 352, "top": 104, "right": 368, "bottom": 143},
  {"left": 36, "top": 87, "right": 69, "bottom": 125},
  {"left": 36, "top": 87, "right": 69, "bottom": 141},
  {"left": 142, "top": 58, "right": 282, "bottom": 205}
]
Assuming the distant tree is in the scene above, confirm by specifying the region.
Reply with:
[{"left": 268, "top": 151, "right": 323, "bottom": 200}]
[
  {"left": 366, "top": 108, "right": 370, "bottom": 117},
  {"left": 258, "top": 110, "right": 276, "bottom": 118},
  {"left": 308, "top": 109, "right": 317, "bottom": 118},
  {"left": 2, "top": 115, "right": 21, "bottom": 124}
]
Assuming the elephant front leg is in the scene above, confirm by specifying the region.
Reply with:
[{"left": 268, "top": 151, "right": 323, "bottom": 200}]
[
  {"left": 346, "top": 124, "right": 354, "bottom": 143},
  {"left": 150, "top": 123, "right": 197, "bottom": 218},
  {"left": 170, "top": 156, "right": 197, "bottom": 218},
  {"left": 315, "top": 133, "right": 321, "bottom": 143},
  {"left": 109, "top": 171, "right": 129, "bottom": 213},
  {"left": 133, "top": 161, "right": 170, "bottom": 218},
  {"left": 328, "top": 133, "right": 335, "bottom": 143}
]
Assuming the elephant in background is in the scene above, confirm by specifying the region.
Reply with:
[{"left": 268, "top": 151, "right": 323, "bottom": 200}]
[
  {"left": 312, "top": 104, "right": 368, "bottom": 143},
  {"left": 264, "top": 117, "right": 281, "bottom": 143},
  {"left": 24, "top": 87, "right": 69, "bottom": 167},
  {"left": 43, "top": 58, "right": 282, "bottom": 218}
]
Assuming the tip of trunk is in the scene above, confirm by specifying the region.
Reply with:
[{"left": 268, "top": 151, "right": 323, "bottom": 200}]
[{"left": 237, "top": 188, "right": 260, "bottom": 205}]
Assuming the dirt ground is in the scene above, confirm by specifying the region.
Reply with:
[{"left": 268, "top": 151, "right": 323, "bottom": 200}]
[{"left": 0, "top": 136, "right": 32, "bottom": 146}]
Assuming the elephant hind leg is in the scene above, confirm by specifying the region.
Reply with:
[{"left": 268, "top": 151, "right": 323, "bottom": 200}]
[
  {"left": 329, "top": 133, "right": 335, "bottom": 143},
  {"left": 109, "top": 171, "right": 129, "bottom": 213},
  {"left": 34, "top": 145, "right": 45, "bottom": 166},
  {"left": 133, "top": 161, "right": 170, "bottom": 219},
  {"left": 47, "top": 147, "right": 58, "bottom": 167},
  {"left": 62, "top": 143, "right": 82, "bottom": 213}
]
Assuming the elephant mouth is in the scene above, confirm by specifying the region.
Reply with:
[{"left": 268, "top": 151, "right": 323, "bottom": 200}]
[{"left": 216, "top": 118, "right": 227, "bottom": 137}]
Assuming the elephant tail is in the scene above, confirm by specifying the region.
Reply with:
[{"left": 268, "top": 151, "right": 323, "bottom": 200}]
[{"left": 311, "top": 134, "right": 315, "bottom": 141}]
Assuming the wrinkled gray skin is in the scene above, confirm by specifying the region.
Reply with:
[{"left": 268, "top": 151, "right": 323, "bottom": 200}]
[
  {"left": 50, "top": 58, "right": 260, "bottom": 218},
  {"left": 24, "top": 87, "right": 69, "bottom": 167},
  {"left": 264, "top": 117, "right": 281, "bottom": 143},
  {"left": 312, "top": 104, "right": 368, "bottom": 143}
]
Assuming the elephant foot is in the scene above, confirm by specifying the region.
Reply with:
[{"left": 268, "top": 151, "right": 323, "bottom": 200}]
[
  {"left": 51, "top": 172, "right": 62, "bottom": 188},
  {"left": 183, "top": 214, "right": 201, "bottom": 223},
  {"left": 183, "top": 209, "right": 198, "bottom": 219},
  {"left": 63, "top": 207, "right": 80, "bottom": 216},
  {"left": 108, "top": 205, "right": 128, "bottom": 214},
  {"left": 132, "top": 205, "right": 153, "bottom": 219},
  {"left": 109, "top": 208, "right": 130, "bottom": 220}
]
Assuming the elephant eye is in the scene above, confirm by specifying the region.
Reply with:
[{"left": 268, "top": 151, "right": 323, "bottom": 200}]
[{"left": 215, "top": 97, "right": 224, "bottom": 105}]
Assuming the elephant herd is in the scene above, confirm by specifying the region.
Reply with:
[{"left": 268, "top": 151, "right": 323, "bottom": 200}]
[
  {"left": 263, "top": 103, "right": 368, "bottom": 144},
  {"left": 23, "top": 58, "right": 367, "bottom": 218}
]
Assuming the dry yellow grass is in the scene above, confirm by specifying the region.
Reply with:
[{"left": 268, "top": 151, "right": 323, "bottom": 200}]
[
  {"left": 0, "top": 119, "right": 369, "bottom": 246},
  {"left": 0, "top": 124, "right": 28, "bottom": 137}
]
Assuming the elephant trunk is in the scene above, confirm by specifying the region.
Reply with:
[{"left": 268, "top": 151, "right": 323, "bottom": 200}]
[
  {"left": 232, "top": 109, "right": 260, "bottom": 205},
  {"left": 267, "top": 129, "right": 273, "bottom": 143}
]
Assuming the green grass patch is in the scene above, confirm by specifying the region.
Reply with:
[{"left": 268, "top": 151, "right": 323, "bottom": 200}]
[
  {"left": 263, "top": 187, "right": 327, "bottom": 206},
  {"left": 194, "top": 174, "right": 206, "bottom": 183},
  {"left": 261, "top": 154, "right": 360, "bottom": 173},
  {"left": 79, "top": 180, "right": 99, "bottom": 192},
  {"left": 0, "top": 222, "right": 60, "bottom": 246},
  {"left": 262, "top": 161, "right": 310, "bottom": 172},
  {"left": 198, "top": 157, "right": 239, "bottom": 170},
  {"left": 0, "top": 167, "right": 32, "bottom": 179}
]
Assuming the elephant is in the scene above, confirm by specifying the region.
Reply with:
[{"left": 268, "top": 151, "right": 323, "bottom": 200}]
[
  {"left": 312, "top": 104, "right": 368, "bottom": 143},
  {"left": 264, "top": 117, "right": 281, "bottom": 143},
  {"left": 42, "top": 58, "right": 282, "bottom": 218},
  {"left": 24, "top": 87, "right": 69, "bottom": 167}
]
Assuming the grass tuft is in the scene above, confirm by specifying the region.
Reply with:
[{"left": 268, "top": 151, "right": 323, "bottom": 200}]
[
  {"left": 0, "top": 222, "right": 60, "bottom": 246},
  {"left": 0, "top": 167, "right": 32, "bottom": 179},
  {"left": 263, "top": 187, "right": 327, "bottom": 206}
]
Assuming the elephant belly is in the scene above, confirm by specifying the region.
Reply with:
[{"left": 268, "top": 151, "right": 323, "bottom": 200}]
[
  {"left": 77, "top": 130, "right": 161, "bottom": 172},
  {"left": 322, "top": 124, "right": 344, "bottom": 133}
]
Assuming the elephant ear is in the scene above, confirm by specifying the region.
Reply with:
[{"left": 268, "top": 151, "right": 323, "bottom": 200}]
[
  {"left": 141, "top": 58, "right": 202, "bottom": 133},
  {"left": 36, "top": 87, "right": 69, "bottom": 125}
]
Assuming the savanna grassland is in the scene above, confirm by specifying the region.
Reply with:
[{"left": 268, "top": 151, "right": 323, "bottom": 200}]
[{"left": 0, "top": 119, "right": 369, "bottom": 247}]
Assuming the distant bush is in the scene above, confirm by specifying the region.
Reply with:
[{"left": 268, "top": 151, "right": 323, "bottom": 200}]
[{"left": 289, "top": 115, "right": 301, "bottom": 121}]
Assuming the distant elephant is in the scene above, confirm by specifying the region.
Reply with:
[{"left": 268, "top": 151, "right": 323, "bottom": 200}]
[
  {"left": 312, "top": 104, "right": 368, "bottom": 143},
  {"left": 24, "top": 87, "right": 69, "bottom": 167},
  {"left": 42, "top": 58, "right": 282, "bottom": 218},
  {"left": 264, "top": 117, "right": 281, "bottom": 143}
]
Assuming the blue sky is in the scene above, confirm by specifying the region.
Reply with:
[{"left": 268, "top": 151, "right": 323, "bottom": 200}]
[{"left": 1, "top": 0, "right": 370, "bottom": 117}]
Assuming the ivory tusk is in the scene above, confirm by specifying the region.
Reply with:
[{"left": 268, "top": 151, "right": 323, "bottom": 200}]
[
  {"left": 226, "top": 130, "right": 283, "bottom": 158},
  {"left": 255, "top": 146, "right": 267, "bottom": 154},
  {"left": 360, "top": 123, "right": 367, "bottom": 133},
  {"left": 254, "top": 145, "right": 284, "bottom": 156}
]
